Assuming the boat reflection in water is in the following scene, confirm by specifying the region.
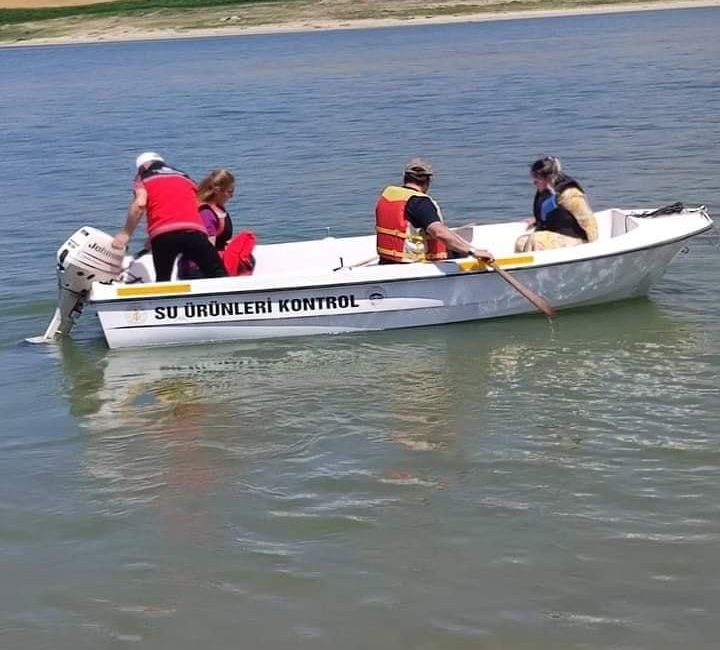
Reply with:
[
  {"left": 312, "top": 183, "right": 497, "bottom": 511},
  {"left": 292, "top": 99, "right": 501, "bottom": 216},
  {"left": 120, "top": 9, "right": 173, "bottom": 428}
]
[
  {"left": 51, "top": 295, "right": 715, "bottom": 560},
  {"left": 56, "top": 296, "right": 706, "bottom": 473}
]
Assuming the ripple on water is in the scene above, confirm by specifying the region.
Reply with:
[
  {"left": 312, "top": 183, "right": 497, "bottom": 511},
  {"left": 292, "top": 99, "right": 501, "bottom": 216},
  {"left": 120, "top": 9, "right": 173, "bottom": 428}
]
[{"left": 2, "top": 13, "right": 720, "bottom": 648}]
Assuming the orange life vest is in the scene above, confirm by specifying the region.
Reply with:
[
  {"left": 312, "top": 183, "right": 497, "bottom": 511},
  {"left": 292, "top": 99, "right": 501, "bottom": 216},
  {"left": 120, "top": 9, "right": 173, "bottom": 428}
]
[
  {"left": 375, "top": 186, "right": 448, "bottom": 262},
  {"left": 221, "top": 231, "right": 257, "bottom": 276}
]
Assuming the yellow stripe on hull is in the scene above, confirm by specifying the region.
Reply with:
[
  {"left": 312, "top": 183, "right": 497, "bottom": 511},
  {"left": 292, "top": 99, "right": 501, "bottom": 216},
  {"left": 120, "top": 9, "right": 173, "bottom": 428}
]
[
  {"left": 457, "top": 255, "right": 534, "bottom": 272},
  {"left": 116, "top": 283, "right": 191, "bottom": 297}
]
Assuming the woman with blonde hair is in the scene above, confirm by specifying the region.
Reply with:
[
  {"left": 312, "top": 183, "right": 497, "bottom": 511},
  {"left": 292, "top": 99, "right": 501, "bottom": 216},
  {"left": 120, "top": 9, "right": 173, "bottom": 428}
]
[
  {"left": 196, "top": 168, "right": 235, "bottom": 251},
  {"left": 181, "top": 167, "right": 258, "bottom": 278},
  {"left": 515, "top": 156, "right": 598, "bottom": 252},
  {"left": 178, "top": 168, "right": 237, "bottom": 279}
]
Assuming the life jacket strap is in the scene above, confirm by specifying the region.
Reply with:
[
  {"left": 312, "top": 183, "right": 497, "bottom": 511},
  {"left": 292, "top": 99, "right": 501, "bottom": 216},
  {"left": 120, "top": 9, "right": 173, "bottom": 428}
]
[{"left": 375, "top": 226, "right": 408, "bottom": 239}]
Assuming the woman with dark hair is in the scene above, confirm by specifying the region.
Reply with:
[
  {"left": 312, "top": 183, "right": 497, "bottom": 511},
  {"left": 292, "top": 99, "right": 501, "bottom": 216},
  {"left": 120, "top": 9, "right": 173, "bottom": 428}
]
[{"left": 515, "top": 156, "right": 598, "bottom": 252}]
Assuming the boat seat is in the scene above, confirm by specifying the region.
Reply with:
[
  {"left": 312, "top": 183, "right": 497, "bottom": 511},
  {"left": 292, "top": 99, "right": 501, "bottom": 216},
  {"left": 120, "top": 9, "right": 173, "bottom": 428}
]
[
  {"left": 611, "top": 209, "right": 629, "bottom": 237},
  {"left": 252, "top": 244, "right": 343, "bottom": 277},
  {"left": 610, "top": 209, "right": 638, "bottom": 237},
  {"left": 453, "top": 226, "right": 475, "bottom": 245},
  {"left": 596, "top": 210, "right": 633, "bottom": 241}
]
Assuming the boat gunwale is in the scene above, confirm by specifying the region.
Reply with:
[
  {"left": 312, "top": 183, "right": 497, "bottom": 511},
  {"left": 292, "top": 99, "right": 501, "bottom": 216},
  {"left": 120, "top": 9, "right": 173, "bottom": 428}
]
[{"left": 89, "top": 219, "right": 713, "bottom": 306}]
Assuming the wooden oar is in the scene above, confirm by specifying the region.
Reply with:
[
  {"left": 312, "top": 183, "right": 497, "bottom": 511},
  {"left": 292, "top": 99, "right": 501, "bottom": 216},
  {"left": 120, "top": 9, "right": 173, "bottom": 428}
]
[{"left": 485, "top": 259, "right": 556, "bottom": 320}]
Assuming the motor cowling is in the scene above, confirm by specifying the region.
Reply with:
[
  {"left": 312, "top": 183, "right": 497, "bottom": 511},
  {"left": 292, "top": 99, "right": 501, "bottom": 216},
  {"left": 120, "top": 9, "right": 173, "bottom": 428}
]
[
  {"left": 57, "top": 226, "right": 125, "bottom": 291},
  {"left": 35, "top": 227, "right": 125, "bottom": 342}
]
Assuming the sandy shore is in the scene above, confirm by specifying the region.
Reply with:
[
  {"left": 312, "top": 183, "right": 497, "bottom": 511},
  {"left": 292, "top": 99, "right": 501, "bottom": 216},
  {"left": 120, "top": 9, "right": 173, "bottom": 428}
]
[{"left": 2, "top": 0, "right": 719, "bottom": 47}]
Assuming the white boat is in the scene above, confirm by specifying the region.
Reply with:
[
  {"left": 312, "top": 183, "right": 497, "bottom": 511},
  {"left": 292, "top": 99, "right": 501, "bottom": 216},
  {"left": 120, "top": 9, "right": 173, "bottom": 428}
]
[{"left": 32, "top": 204, "right": 713, "bottom": 349}]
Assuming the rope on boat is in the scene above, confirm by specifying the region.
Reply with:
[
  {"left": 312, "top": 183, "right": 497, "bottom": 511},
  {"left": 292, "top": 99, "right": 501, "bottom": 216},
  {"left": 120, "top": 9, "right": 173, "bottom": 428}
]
[
  {"left": 635, "top": 203, "right": 717, "bottom": 249},
  {"left": 634, "top": 202, "right": 685, "bottom": 218},
  {"left": 634, "top": 203, "right": 710, "bottom": 218}
]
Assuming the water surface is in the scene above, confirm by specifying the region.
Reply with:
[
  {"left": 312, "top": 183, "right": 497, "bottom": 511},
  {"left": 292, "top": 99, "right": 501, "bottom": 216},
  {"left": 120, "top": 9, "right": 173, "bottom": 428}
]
[{"left": 1, "top": 7, "right": 719, "bottom": 648}]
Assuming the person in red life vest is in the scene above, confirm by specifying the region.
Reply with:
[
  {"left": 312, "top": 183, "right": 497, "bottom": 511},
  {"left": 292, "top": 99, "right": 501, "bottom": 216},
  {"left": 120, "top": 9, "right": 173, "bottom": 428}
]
[
  {"left": 111, "top": 152, "right": 227, "bottom": 282},
  {"left": 375, "top": 158, "right": 494, "bottom": 264}
]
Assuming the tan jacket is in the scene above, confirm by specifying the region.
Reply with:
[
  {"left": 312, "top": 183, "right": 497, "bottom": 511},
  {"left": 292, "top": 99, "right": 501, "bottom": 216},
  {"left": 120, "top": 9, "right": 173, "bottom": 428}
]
[{"left": 558, "top": 187, "right": 598, "bottom": 242}]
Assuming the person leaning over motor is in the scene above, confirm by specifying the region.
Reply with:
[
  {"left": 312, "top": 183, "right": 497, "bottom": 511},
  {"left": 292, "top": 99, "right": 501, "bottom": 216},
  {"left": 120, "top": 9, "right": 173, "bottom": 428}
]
[
  {"left": 375, "top": 158, "right": 494, "bottom": 264},
  {"left": 111, "top": 152, "right": 227, "bottom": 282}
]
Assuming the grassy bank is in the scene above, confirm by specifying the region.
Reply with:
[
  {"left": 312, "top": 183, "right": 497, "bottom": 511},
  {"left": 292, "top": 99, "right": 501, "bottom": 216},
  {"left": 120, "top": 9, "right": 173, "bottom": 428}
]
[
  {"left": 0, "top": 0, "right": 714, "bottom": 44},
  {"left": 0, "top": 0, "right": 281, "bottom": 24}
]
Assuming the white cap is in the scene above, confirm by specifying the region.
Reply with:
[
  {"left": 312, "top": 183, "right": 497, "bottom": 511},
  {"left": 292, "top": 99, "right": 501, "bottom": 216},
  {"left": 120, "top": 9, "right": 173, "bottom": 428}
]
[{"left": 135, "top": 151, "right": 164, "bottom": 169}]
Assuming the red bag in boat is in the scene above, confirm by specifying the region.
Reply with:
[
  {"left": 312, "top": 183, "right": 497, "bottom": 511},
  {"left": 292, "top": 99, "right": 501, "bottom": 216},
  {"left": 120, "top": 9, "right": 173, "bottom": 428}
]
[{"left": 220, "top": 231, "right": 257, "bottom": 276}]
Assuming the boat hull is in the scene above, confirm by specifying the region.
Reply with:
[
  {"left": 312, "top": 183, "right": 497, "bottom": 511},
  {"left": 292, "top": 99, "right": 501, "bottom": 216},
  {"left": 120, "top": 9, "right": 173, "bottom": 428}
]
[{"left": 95, "top": 235, "right": 692, "bottom": 349}]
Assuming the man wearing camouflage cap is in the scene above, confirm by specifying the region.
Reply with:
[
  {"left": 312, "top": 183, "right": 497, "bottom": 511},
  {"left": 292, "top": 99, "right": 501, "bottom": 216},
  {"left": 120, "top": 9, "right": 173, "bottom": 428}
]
[{"left": 375, "top": 158, "right": 494, "bottom": 264}]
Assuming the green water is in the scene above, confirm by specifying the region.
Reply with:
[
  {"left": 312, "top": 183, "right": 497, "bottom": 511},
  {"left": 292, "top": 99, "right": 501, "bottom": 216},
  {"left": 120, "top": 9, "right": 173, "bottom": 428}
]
[{"left": 1, "top": 8, "right": 719, "bottom": 648}]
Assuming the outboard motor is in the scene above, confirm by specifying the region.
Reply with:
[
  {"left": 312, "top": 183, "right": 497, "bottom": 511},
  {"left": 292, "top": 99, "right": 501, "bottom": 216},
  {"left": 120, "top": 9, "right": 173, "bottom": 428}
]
[{"left": 33, "top": 227, "right": 125, "bottom": 342}]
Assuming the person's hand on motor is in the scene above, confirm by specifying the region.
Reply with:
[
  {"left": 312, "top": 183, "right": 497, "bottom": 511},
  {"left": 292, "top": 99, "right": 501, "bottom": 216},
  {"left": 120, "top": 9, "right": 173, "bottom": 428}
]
[{"left": 112, "top": 230, "right": 130, "bottom": 250}]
